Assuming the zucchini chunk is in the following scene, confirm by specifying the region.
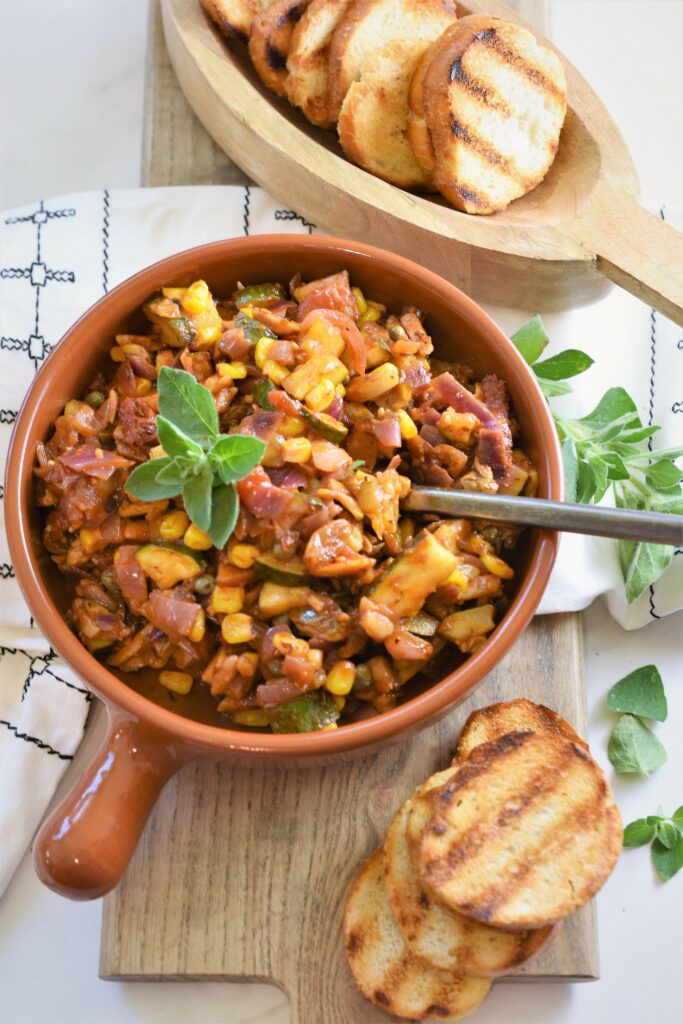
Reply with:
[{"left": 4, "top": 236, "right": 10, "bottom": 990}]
[
  {"left": 134, "top": 543, "right": 203, "bottom": 589},
  {"left": 370, "top": 532, "right": 458, "bottom": 617},
  {"left": 301, "top": 409, "right": 348, "bottom": 442},
  {"left": 254, "top": 553, "right": 309, "bottom": 586}
]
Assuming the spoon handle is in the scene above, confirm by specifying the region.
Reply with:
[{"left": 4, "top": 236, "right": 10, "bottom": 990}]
[{"left": 403, "top": 488, "right": 683, "bottom": 546}]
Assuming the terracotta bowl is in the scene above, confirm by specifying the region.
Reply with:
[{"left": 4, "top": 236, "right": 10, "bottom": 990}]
[{"left": 6, "top": 235, "right": 562, "bottom": 900}]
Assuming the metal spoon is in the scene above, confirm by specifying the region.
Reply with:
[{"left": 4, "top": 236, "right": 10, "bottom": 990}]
[{"left": 402, "top": 488, "right": 683, "bottom": 546}]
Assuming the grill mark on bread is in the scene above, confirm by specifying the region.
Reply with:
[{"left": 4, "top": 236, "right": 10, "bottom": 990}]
[
  {"left": 451, "top": 117, "right": 521, "bottom": 180},
  {"left": 266, "top": 44, "right": 287, "bottom": 69},
  {"left": 449, "top": 56, "right": 513, "bottom": 115},
  {"left": 424, "top": 754, "right": 567, "bottom": 884},
  {"left": 472, "top": 25, "right": 565, "bottom": 99}
]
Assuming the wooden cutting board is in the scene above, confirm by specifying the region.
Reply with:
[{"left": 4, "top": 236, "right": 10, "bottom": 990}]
[{"left": 99, "top": 2, "right": 598, "bottom": 1017}]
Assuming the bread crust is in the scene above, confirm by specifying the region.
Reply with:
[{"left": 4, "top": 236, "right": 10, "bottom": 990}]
[
  {"left": 420, "top": 731, "right": 622, "bottom": 930},
  {"left": 344, "top": 849, "right": 492, "bottom": 1020},
  {"left": 421, "top": 14, "right": 567, "bottom": 214},
  {"left": 201, "top": 0, "right": 263, "bottom": 44},
  {"left": 286, "top": 0, "right": 353, "bottom": 127},
  {"left": 327, "top": 0, "right": 458, "bottom": 123},
  {"left": 407, "top": 46, "right": 437, "bottom": 174},
  {"left": 453, "top": 698, "right": 588, "bottom": 765},
  {"left": 249, "top": 0, "right": 312, "bottom": 97}
]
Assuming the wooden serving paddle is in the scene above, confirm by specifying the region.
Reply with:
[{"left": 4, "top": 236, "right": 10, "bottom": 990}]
[
  {"left": 404, "top": 487, "right": 683, "bottom": 545},
  {"left": 161, "top": 0, "right": 683, "bottom": 322}
]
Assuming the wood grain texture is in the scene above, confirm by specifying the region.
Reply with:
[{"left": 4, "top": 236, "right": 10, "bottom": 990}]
[
  {"left": 156, "top": 0, "right": 683, "bottom": 323},
  {"left": 100, "top": 3, "right": 599, "bottom": 1016}
]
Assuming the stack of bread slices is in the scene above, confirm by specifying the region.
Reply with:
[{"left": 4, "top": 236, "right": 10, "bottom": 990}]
[
  {"left": 201, "top": 0, "right": 568, "bottom": 214},
  {"left": 343, "top": 700, "right": 622, "bottom": 1020}
]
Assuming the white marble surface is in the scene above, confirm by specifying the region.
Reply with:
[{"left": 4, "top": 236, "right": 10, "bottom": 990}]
[{"left": 1, "top": 2, "right": 682, "bottom": 1023}]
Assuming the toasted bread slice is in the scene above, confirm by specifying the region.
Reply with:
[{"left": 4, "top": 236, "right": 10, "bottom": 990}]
[
  {"left": 420, "top": 732, "right": 622, "bottom": 930},
  {"left": 286, "top": 0, "right": 353, "bottom": 128},
  {"left": 327, "top": 0, "right": 458, "bottom": 123},
  {"left": 338, "top": 38, "right": 438, "bottom": 188},
  {"left": 385, "top": 792, "right": 553, "bottom": 975},
  {"left": 201, "top": 0, "right": 276, "bottom": 44},
  {"left": 249, "top": 0, "right": 312, "bottom": 97},
  {"left": 454, "top": 699, "right": 588, "bottom": 765},
  {"left": 407, "top": 47, "right": 436, "bottom": 174},
  {"left": 344, "top": 849, "right": 492, "bottom": 1020},
  {"left": 421, "top": 14, "right": 567, "bottom": 214}
]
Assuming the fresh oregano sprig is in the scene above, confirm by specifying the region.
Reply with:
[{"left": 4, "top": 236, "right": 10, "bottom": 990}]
[
  {"left": 606, "top": 665, "right": 668, "bottom": 776},
  {"left": 511, "top": 316, "right": 683, "bottom": 604},
  {"left": 125, "top": 366, "right": 265, "bottom": 548},
  {"left": 623, "top": 806, "right": 683, "bottom": 882}
]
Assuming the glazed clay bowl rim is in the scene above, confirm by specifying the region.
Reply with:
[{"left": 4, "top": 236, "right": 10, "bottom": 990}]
[{"left": 6, "top": 233, "right": 563, "bottom": 758}]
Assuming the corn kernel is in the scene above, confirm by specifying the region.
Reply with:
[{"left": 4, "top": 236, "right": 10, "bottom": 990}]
[
  {"left": 134, "top": 378, "right": 152, "bottom": 397},
  {"left": 305, "top": 379, "right": 335, "bottom": 412},
  {"left": 481, "top": 551, "right": 514, "bottom": 580},
  {"left": 159, "top": 670, "right": 194, "bottom": 695},
  {"left": 352, "top": 287, "right": 367, "bottom": 316},
  {"left": 159, "top": 509, "right": 190, "bottom": 540},
  {"left": 263, "top": 360, "right": 289, "bottom": 384},
  {"left": 110, "top": 346, "right": 125, "bottom": 362},
  {"left": 325, "top": 660, "right": 356, "bottom": 696},
  {"left": 307, "top": 648, "right": 324, "bottom": 669},
  {"left": 241, "top": 305, "right": 254, "bottom": 319},
  {"left": 230, "top": 544, "right": 260, "bottom": 569},
  {"left": 162, "top": 287, "right": 187, "bottom": 300},
  {"left": 332, "top": 695, "right": 346, "bottom": 711},
  {"left": 237, "top": 652, "right": 259, "bottom": 676},
  {"left": 445, "top": 567, "right": 469, "bottom": 588},
  {"left": 221, "top": 613, "right": 254, "bottom": 644},
  {"left": 335, "top": 383, "right": 346, "bottom": 397},
  {"left": 397, "top": 409, "right": 417, "bottom": 440},
  {"left": 321, "top": 723, "right": 338, "bottom": 731},
  {"left": 188, "top": 607, "right": 206, "bottom": 643},
  {"left": 217, "top": 361, "right": 247, "bottom": 379},
  {"left": 280, "top": 415, "right": 306, "bottom": 437},
  {"left": 79, "top": 527, "right": 102, "bottom": 554},
  {"left": 210, "top": 586, "right": 245, "bottom": 614},
  {"left": 149, "top": 444, "right": 166, "bottom": 459},
  {"left": 359, "top": 301, "right": 385, "bottom": 326},
  {"left": 282, "top": 437, "right": 312, "bottom": 463},
  {"left": 233, "top": 709, "right": 269, "bottom": 728},
  {"left": 254, "top": 336, "right": 274, "bottom": 368},
  {"left": 184, "top": 523, "right": 213, "bottom": 550},
  {"left": 181, "top": 279, "right": 210, "bottom": 314},
  {"left": 273, "top": 632, "right": 309, "bottom": 656}
]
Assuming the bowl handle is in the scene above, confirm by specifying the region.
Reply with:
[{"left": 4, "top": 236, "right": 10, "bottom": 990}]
[{"left": 33, "top": 708, "right": 188, "bottom": 900}]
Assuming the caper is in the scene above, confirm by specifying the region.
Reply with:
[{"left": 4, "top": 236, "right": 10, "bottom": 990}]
[
  {"left": 86, "top": 390, "right": 105, "bottom": 408},
  {"left": 353, "top": 664, "right": 372, "bottom": 691},
  {"left": 193, "top": 573, "right": 215, "bottom": 596},
  {"left": 388, "top": 324, "right": 407, "bottom": 341}
]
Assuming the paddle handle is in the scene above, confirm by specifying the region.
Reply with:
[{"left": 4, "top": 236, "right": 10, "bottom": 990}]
[
  {"left": 403, "top": 488, "right": 683, "bottom": 546},
  {"left": 567, "top": 190, "right": 683, "bottom": 326}
]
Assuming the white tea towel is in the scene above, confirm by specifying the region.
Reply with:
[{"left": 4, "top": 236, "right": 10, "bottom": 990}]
[{"left": 0, "top": 185, "right": 681, "bottom": 899}]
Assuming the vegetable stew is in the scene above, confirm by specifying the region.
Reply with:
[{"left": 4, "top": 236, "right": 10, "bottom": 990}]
[{"left": 34, "top": 270, "right": 537, "bottom": 733}]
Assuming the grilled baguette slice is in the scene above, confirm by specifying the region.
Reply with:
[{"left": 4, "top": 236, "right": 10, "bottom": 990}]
[
  {"left": 338, "top": 39, "right": 436, "bottom": 188},
  {"left": 249, "top": 0, "right": 312, "bottom": 97},
  {"left": 286, "top": 0, "right": 353, "bottom": 128},
  {"left": 420, "top": 731, "right": 622, "bottom": 930},
  {"left": 327, "top": 0, "right": 458, "bottom": 123},
  {"left": 201, "top": 0, "right": 276, "bottom": 44},
  {"left": 407, "top": 47, "right": 436, "bottom": 175},
  {"left": 344, "top": 849, "right": 492, "bottom": 1020},
  {"left": 454, "top": 699, "right": 588, "bottom": 765},
  {"left": 421, "top": 14, "right": 567, "bottom": 214},
  {"left": 385, "top": 790, "right": 553, "bottom": 975}
]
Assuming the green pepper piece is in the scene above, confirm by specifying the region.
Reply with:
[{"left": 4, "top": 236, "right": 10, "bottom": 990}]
[
  {"left": 232, "top": 282, "right": 287, "bottom": 309},
  {"left": 253, "top": 378, "right": 276, "bottom": 411},
  {"left": 267, "top": 692, "right": 340, "bottom": 734}
]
